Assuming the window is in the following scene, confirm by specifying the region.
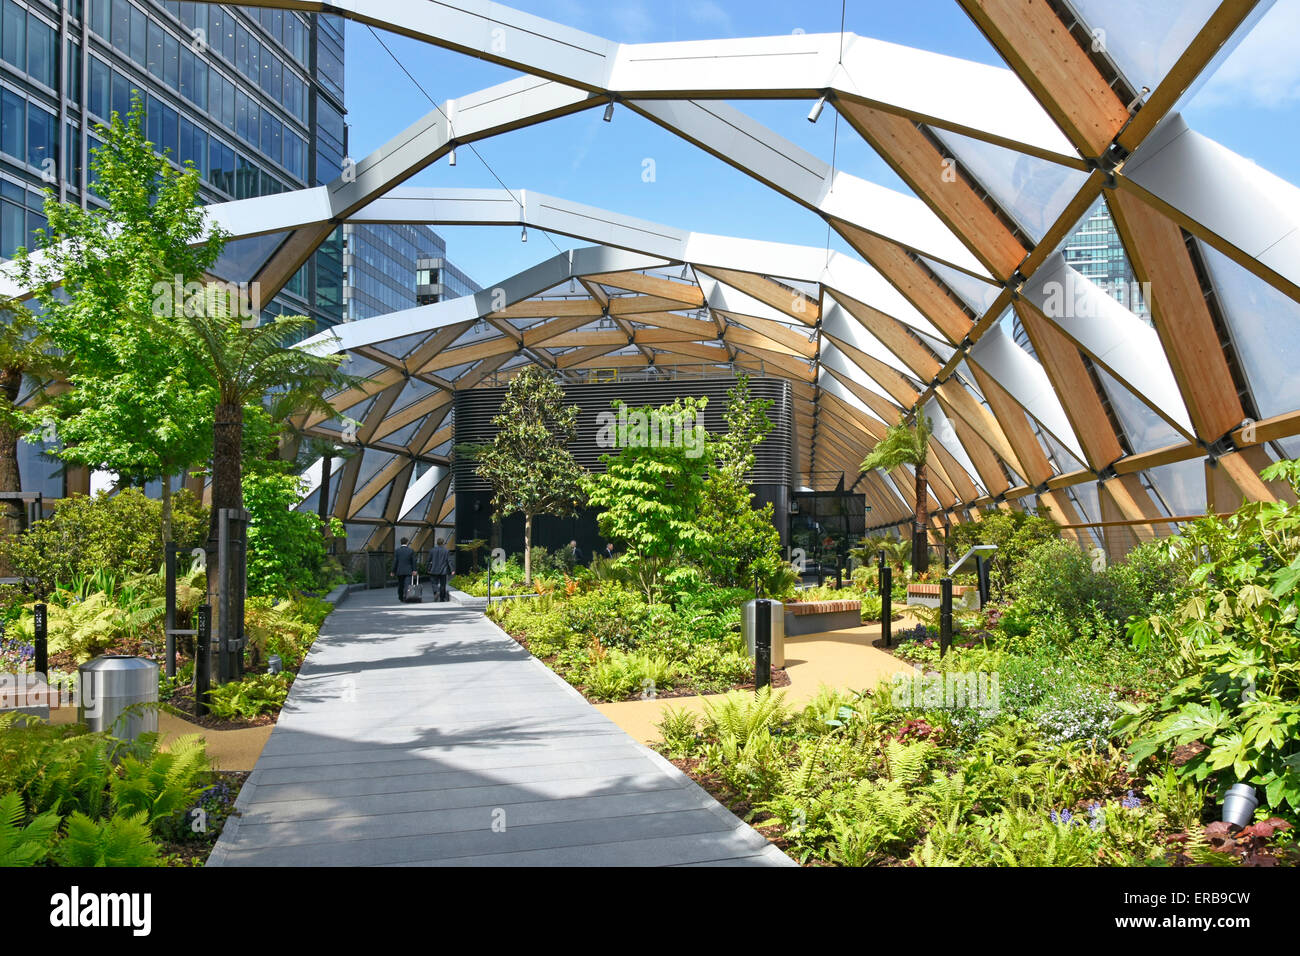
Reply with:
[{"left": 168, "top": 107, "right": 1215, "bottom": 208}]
[
  {"left": 160, "top": 100, "right": 177, "bottom": 157},
  {"left": 87, "top": 56, "right": 109, "bottom": 118},
  {"left": 2, "top": 1, "right": 25, "bottom": 71},
  {"left": 180, "top": 46, "right": 205, "bottom": 108},
  {"left": 268, "top": 52, "right": 280, "bottom": 102},
  {"left": 1, "top": 195, "right": 26, "bottom": 258},
  {"left": 234, "top": 22, "right": 247, "bottom": 76},
  {"left": 110, "top": 69, "right": 130, "bottom": 119},
  {"left": 66, "top": 39, "right": 81, "bottom": 106},
  {"left": 90, "top": 0, "right": 108, "bottom": 38},
  {"left": 207, "top": 138, "right": 233, "bottom": 194},
  {"left": 27, "top": 103, "right": 55, "bottom": 170},
  {"left": 146, "top": 19, "right": 162, "bottom": 77},
  {"left": 129, "top": 3, "right": 145, "bottom": 65},
  {"left": 27, "top": 13, "right": 56, "bottom": 87},
  {"left": 162, "top": 32, "right": 179, "bottom": 89},
  {"left": 145, "top": 91, "right": 161, "bottom": 147},
  {"left": 246, "top": 35, "right": 259, "bottom": 84},
  {"left": 110, "top": 0, "right": 128, "bottom": 54},
  {"left": 64, "top": 123, "right": 81, "bottom": 187},
  {"left": 1, "top": 87, "right": 25, "bottom": 160},
  {"left": 178, "top": 116, "right": 205, "bottom": 175},
  {"left": 260, "top": 108, "right": 276, "bottom": 163},
  {"left": 235, "top": 153, "right": 256, "bottom": 199},
  {"left": 234, "top": 87, "right": 250, "bottom": 142}
]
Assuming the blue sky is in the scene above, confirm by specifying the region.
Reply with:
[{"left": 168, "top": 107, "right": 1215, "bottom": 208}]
[{"left": 341, "top": 0, "right": 1300, "bottom": 288}]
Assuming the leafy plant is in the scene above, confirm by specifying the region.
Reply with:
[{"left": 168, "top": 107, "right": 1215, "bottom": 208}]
[
  {"left": 1124, "top": 460, "right": 1300, "bottom": 813},
  {"left": 860, "top": 408, "right": 933, "bottom": 573},
  {"left": 55, "top": 810, "right": 159, "bottom": 867},
  {"left": 0, "top": 791, "right": 60, "bottom": 867},
  {"left": 207, "top": 672, "right": 294, "bottom": 720}
]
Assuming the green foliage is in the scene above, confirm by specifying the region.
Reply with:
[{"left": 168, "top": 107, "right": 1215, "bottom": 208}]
[
  {"left": 1125, "top": 461, "right": 1300, "bottom": 813},
  {"left": 949, "top": 510, "right": 1060, "bottom": 600},
  {"left": 860, "top": 408, "right": 931, "bottom": 474},
  {"left": 56, "top": 810, "right": 158, "bottom": 867},
  {"left": 2, "top": 488, "right": 207, "bottom": 595},
  {"left": 457, "top": 367, "right": 585, "bottom": 583},
  {"left": 244, "top": 469, "right": 333, "bottom": 597},
  {"left": 206, "top": 672, "right": 294, "bottom": 720},
  {"left": 584, "top": 396, "right": 713, "bottom": 603},
  {"left": 12, "top": 95, "right": 220, "bottom": 510},
  {"left": 0, "top": 791, "right": 60, "bottom": 867},
  {"left": 109, "top": 734, "right": 209, "bottom": 841}
]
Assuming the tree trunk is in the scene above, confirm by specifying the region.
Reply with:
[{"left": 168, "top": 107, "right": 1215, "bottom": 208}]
[
  {"left": 207, "top": 397, "right": 244, "bottom": 614},
  {"left": 0, "top": 366, "right": 24, "bottom": 577},
  {"left": 912, "top": 462, "right": 930, "bottom": 574},
  {"left": 523, "top": 512, "right": 532, "bottom": 584},
  {"left": 160, "top": 470, "right": 173, "bottom": 544},
  {"left": 317, "top": 450, "right": 332, "bottom": 543}
]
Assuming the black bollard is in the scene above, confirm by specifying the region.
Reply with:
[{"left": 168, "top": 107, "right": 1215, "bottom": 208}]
[
  {"left": 33, "top": 603, "right": 47, "bottom": 678},
  {"left": 976, "top": 555, "right": 991, "bottom": 607},
  {"left": 881, "top": 566, "right": 893, "bottom": 647},
  {"left": 194, "top": 604, "right": 211, "bottom": 718},
  {"left": 754, "top": 598, "right": 771, "bottom": 690},
  {"left": 940, "top": 577, "right": 953, "bottom": 658}
]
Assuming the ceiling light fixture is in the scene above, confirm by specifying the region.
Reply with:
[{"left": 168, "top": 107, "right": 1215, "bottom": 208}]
[
  {"left": 603, "top": 99, "right": 615, "bottom": 122},
  {"left": 521, "top": 226, "right": 528, "bottom": 242},
  {"left": 448, "top": 145, "right": 457, "bottom": 166}
]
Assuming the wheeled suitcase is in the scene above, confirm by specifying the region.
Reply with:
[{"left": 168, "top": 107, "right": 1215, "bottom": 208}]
[{"left": 403, "top": 570, "right": 423, "bottom": 602}]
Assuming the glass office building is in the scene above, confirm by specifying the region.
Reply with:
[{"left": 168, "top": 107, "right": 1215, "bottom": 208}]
[{"left": 342, "top": 221, "right": 481, "bottom": 322}]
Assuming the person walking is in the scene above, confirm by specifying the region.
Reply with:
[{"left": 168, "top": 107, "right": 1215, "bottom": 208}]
[
  {"left": 602, "top": 541, "right": 616, "bottom": 561},
  {"left": 393, "top": 537, "right": 416, "bottom": 602},
  {"left": 427, "top": 537, "right": 454, "bottom": 602},
  {"left": 567, "top": 539, "right": 584, "bottom": 568}
]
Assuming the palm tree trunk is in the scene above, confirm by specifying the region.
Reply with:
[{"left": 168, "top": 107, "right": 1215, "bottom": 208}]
[
  {"left": 207, "top": 397, "right": 244, "bottom": 617},
  {"left": 317, "top": 449, "right": 332, "bottom": 544},
  {"left": 912, "top": 462, "right": 930, "bottom": 574},
  {"left": 0, "top": 366, "right": 24, "bottom": 577},
  {"left": 523, "top": 512, "right": 533, "bottom": 584}
]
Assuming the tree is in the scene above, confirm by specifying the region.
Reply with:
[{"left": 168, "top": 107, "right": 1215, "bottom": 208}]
[
  {"left": 456, "top": 367, "right": 585, "bottom": 584},
  {"left": 0, "top": 304, "right": 61, "bottom": 575},
  {"left": 583, "top": 396, "right": 713, "bottom": 603},
  {"left": 10, "top": 96, "right": 221, "bottom": 544},
  {"left": 698, "top": 376, "right": 785, "bottom": 592},
  {"left": 167, "top": 304, "right": 349, "bottom": 603},
  {"left": 861, "top": 407, "right": 933, "bottom": 574}
]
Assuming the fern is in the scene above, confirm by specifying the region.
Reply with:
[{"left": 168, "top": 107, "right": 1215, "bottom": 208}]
[
  {"left": 56, "top": 810, "right": 159, "bottom": 867},
  {"left": 0, "top": 791, "right": 61, "bottom": 867},
  {"left": 110, "top": 734, "right": 210, "bottom": 839}
]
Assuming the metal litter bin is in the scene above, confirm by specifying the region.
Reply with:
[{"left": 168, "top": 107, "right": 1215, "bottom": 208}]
[
  {"left": 78, "top": 656, "right": 158, "bottom": 742},
  {"left": 742, "top": 599, "right": 786, "bottom": 669}
]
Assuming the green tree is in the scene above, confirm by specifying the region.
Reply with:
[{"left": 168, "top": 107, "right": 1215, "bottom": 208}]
[
  {"left": 583, "top": 396, "right": 712, "bottom": 603},
  {"left": 456, "top": 367, "right": 585, "bottom": 584},
  {"left": 11, "top": 96, "right": 221, "bottom": 545},
  {"left": 698, "top": 376, "right": 784, "bottom": 592},
  {"left": 0, "top": 304, "right": 61, "bottom": 575},
  {"left": 243, "top": 468, "right": 339, "bottom": 597},
  {"left": 861, "top": 407, "right": 933, "bottom": 574},
  {"left": 168, "top": 304, "right": 349, "bottom": 607}
]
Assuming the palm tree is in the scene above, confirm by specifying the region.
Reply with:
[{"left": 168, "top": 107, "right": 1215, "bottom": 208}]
[
  {"left": 0, "top": 303, "right": 61, "bottom": 575},
  {"left": 168, "top": 301, "right": 352, "bottom": 601},
  {"left": 860, "top": 407, "right": 933, "bottom": 574}
]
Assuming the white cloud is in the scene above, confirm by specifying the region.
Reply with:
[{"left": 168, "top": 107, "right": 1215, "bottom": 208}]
[{"left": 1195, "top": 0, "right": 1300, "bottom": 109}]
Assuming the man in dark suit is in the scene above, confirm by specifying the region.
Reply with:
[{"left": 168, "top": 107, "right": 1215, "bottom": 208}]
[
  {"left": 567, "top": 539, "right": 584, "bottom": 567},
  {"left": 393, "top": 537, "right": 416, "bottom": 601},
  {"left": 427, "top": 537, "right": 454, "bottom": 602},
  {"left": 602, "top": 541, "right": 616, "bottom": 561}
]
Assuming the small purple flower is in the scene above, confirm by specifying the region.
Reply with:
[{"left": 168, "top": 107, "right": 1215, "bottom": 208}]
[
  {"left": 1121, "top": 790, "right": 1141, "bottom": 810},
  {"left": 1050, "top": 808, "right": 1074, "bottom": 825},
  {"left": 1087, "top": 802, "right": 1105, "bottom": 831}
]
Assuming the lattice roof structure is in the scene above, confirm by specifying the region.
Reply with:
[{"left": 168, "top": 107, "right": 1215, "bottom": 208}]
[{"left": 9, "top": 0, "right": 1300, "bottom": 551}]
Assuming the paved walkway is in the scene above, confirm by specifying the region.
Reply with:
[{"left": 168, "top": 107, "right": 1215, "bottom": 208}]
[{"left": 208, "top": 588, "right": 792, "bottom": 867}]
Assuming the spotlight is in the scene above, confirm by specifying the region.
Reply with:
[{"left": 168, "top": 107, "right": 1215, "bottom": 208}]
[
  {"left": 448, "top": 145, "right": 457, "bottom": 166},
  {"left": 1221, "top": 784, "right": 1258, "bottom": 829},
  {"left": 807, "top": 95, "right": 827, "bottom": 124},
  {"left": 569, "top": 277, "right": 577, "bottom": 293},
  {"left": 603, "top": 100, "right": 615, "bottom": 122},
  {"left": 521, "top": 226, "right": 528, "bottom": 243}
]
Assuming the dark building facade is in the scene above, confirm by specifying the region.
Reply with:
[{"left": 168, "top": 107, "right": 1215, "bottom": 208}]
[{"left": 452, "top": 376, "right": 795, "bottom": 572}]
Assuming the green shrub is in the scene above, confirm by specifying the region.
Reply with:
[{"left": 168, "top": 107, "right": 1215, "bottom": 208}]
[
  {"left": 207, "top": 672, "right": 294, "bottom": 719},
  {"left": 244, "top": 470, "right": 336, "bottom": 598},
  {"left": 0, "top": 791, "right": 60, "bottom": 867},
  {"left": 56, "top": 810, "right": 158, "bottom": 866},
  {"left": 1124, "top": 460, "right": 1300, "bottom": 815},
  {"left": 2, "top": 488, "right": 207, "bottom": 594}
]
